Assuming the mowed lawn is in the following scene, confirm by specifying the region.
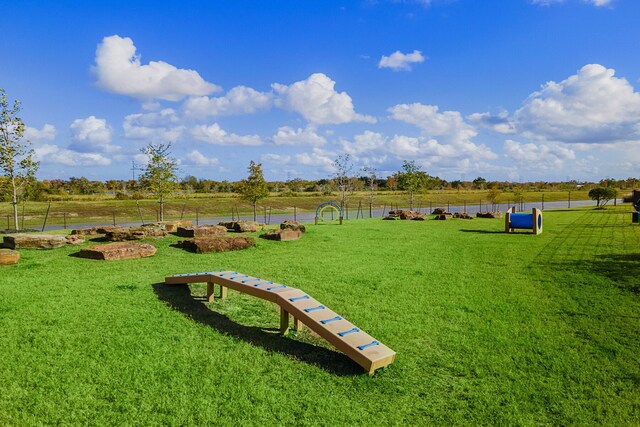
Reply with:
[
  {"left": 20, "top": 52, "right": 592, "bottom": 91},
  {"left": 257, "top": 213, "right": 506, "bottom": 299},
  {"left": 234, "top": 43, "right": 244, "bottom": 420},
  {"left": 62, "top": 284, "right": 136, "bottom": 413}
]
[{"left": 0, "top": 207, "right": 639, "bottom": 425}]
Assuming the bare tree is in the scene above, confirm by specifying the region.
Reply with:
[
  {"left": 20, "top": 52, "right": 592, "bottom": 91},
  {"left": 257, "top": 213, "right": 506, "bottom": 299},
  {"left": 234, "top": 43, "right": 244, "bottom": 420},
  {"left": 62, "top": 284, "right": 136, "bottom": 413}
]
[{"left": 333, "top": 154, "right": 354, "bottom": 212}]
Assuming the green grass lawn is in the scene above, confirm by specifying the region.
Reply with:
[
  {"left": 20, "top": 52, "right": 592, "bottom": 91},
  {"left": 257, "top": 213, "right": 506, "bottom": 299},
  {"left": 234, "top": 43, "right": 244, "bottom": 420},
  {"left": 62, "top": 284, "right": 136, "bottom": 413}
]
[{"left": 1, "top": 207, "right": 639, "bottom": 425}]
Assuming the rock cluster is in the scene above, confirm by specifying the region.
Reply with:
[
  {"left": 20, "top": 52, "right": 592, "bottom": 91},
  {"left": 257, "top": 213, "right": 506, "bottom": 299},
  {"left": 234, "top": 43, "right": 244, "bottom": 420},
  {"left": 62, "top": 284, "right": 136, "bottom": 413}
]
[
  {"left": 105, "top": 225, "right": 168, "bottom": 241},
  {"left": 156, "top": 220, "right": 193, "bottom": 232},
  {"left": 78, "top": 242, "right": 157, "bottom": 260},
  {"left": 434, "top": 213, "right": 453, "bottom": 220},
  {"left": 453, "top": 213, "right": 473, "bottom": 220},
  {"left": 384, "top": 210, "right": 426, "bottom": 221},
  {"left": 177, "top": 236, "right": 256, "bottom": 253}
]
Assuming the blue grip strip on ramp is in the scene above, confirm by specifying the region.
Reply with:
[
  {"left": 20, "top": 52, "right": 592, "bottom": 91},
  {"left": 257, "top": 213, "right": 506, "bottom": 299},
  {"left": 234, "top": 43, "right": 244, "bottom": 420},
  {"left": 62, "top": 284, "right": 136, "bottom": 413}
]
[
  {"left": 320, "top": 316, "right": 342, "bottom": 324},
  {"left": 357, "top": 341, "right": 380, "bottom": 351},
  {"left": 338, "top": 328, "right": 359, "bottom": 337}
]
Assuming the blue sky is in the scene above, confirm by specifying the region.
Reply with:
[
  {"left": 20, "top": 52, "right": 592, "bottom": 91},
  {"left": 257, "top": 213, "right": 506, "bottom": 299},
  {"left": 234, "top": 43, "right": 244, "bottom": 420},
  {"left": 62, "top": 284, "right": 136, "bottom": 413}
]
[{"left": 2, "top": 0, "right": 639, "bottom": 182}]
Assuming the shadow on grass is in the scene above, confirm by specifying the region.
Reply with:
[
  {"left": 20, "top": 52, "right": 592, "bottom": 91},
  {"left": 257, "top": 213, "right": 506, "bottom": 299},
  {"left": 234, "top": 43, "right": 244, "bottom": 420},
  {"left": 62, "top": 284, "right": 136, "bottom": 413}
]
[
  {"left": 151, "top": 282, "right": 362, "bottom": 376},
  {"left": 556, "top": 253, "right": 640, "bottom": 295},
  {"left": 459, "top": 229, "right": 504, "bottom": 234}
]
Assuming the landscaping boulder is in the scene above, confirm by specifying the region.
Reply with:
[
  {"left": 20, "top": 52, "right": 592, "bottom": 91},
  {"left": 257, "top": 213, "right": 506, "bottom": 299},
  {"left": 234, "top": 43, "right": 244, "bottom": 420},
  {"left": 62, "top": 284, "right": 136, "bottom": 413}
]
[
  {"left": 96, "top": 226, "right": 125, "bottom": 234},
  {"left": 156, "top": 220, "right": 193, "bottom": 232},
  {"left": 434, "top": 214, "right": 450, "bottom": 220},
  {"left": 388, "top": 210, "right": 426, "bottom": 221},
  {"left": 71, "top": 227, "right": 99, "bottom": 236},
  {"left": 260, "top": 229, "right": 302, "bottom": 241},
  {"left": 65, "top": 235, "right": 85, "bottom": 245},
  {"left": 105, "top": 225, "right": 168, "bottom": 241},
  {"left": 176, "top": 225, "right": 227, "bottom": 238},
  {"left": 0, "top": 249, "right": 20, "bottom": 265},
  {"left": 432, "top": 208, "right": 448, "bottom": 215},
  {"left": 78, "top": 242, "right": 157, "bottom": 260},
  {"left": 218, "top": 221, "right": 260, "bottom": 233},
  {"left": 383, "top": 216, "right": 399, "bottom": 220},
  {"left": 280, "top": 220, "right": 306, "bottom": 233},
  {"left": 177, "top": 236, "right": 255, "bottom": 253},
  {"left": 3, "top": 234, "right": 67, "bottom": 250},
  {"left": 476, "top": 212, "right": 503, "bottom": 219},
  {"left": 453, "top": 213, "right": 473, "bottom": 220}
]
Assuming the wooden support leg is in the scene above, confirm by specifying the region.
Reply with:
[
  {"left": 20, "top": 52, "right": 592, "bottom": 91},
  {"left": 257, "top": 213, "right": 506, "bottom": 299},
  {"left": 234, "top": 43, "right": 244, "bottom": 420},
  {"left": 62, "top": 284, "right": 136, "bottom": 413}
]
[
  {"left": 207, "top": 282, "right": 214, "bottom": 302},
  {"left": 280, "top": 308, "right": 290, "bottom": 335},
  {"left": 292, "top": 317, "right": 302, "bottom": 331},
  {"left": 219, "top": 284, "right": 227, "bottom": 299}
]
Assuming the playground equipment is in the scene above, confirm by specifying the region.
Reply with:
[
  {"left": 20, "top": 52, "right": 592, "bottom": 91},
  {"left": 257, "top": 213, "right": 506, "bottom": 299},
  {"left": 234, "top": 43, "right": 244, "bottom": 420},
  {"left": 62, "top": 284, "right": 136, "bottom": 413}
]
[
  {"left": 165, "top": 271, "right": 396, "bottom": 374},
  {"left": 505, "top": 207, "right": 543, "bottom": 235},
  {"left": 314, "top": 202, "right": 343, "bottom": 225}
]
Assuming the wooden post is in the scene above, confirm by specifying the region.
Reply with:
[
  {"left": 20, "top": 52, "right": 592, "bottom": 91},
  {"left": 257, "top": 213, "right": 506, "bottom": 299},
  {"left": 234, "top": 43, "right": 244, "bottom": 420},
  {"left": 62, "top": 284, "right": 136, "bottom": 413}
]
[
  {"left": 533, "top": 208, "right": 543, "bottom": 235},
  {"left": 113, "top": 212, "right": 116, "bottom": 226},
  {"left": 63, "top": 212, "right": 67, "bottom": 229},
  {"left": 294, "top": 206, "right": 297, "bottom": 221},
  {"left": 21, "top": 201, "right": 25, "bottom": 230},
  {"left": 41, "top": 201, "right": 51, "bottom": 232},
  {"left": 369, "top": 202, "right": 372, "bottom": 218},
  {"left": 137, "top": 201, "right": 145, "bottom": 225},
  {"left": 196, "top": 208, "right": 199, "bottom": 226},
  {"left": 280, "top": 308, "right": 290, "bottom": 334},
  {"left": 293, "top": 317, "right": 302, "bottom": 331},
  {"left": 542, "top": 193, "right": 545, "bottom": 211},
  {"left": 505, "top": 207, "right": 513, "bottom": 233},
  {"left": 568, "top": 191, "right": 571, "bottom": 208},
  {"left": 207, "top": 282, "right": 215, "bottom": 302}
]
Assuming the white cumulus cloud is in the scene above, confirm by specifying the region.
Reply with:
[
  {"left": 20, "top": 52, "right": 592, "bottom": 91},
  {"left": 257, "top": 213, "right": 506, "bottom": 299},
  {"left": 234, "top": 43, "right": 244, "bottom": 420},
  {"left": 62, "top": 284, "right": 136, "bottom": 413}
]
[
  {"left": 513, "top": 64, "right": 640, "bottom": 144},
  {"left": 340, "top": 131, "right": 387, "bottom": 155},
  {"left": 69, "top": 116, "right": 118, "bottom": 153},
  {"left": 94, "top": 35, "right": 219, "bottom": 101},
  {"left": 272, "top": 73, "right": 376, "bottom": 125},
  {"left": 272, "top": 126, "right": 326, "bottom": 146},
  {"left": 504, "top": 139, "right": 575, "bottom": 170},
  {"left": 191, "top": 123, "right": 262, "bottom": 146},
  {"left": 378, "top": 50, "right": 425, "bottom": 71},
  {"left": 184, "top": 150, "right": 219, "bottom": 167},
  {"left": 34, "top": 144, "right": 111, "bottom": 167},
  {"left": 123, "top": 109, "right": 185, "bottom": 142},
  {"left": 24, "top": 124, "right": 56, "bottom": 141},
  {"left": 183, "top": 86, "right": 272, "bottom": 118}
]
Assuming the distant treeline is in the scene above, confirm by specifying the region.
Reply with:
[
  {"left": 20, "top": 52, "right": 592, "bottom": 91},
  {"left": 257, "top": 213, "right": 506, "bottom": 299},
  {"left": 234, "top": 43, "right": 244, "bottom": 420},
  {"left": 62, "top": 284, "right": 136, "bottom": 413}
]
[{"left": 0, "top": 175, "right": 638, "bottom": 202}]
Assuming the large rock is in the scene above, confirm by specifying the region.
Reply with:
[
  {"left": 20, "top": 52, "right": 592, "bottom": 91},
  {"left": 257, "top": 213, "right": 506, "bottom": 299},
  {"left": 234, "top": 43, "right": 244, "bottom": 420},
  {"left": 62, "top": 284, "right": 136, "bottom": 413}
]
[
  {"left": 65, "top": 235, "right": 85, "bottom": 245},
  {"left": 176, "top": 225, "right": 227, "bottom": 238},
  {"left": 432, "top": 208, "right": 447, "bottom": 215},
  {"left": 3, "top": 234, "right": 67, "bottom": 249},
  {"left": 178, "top": 237, "right": 255, "bottom": 253},
  {"left": 96, "top": 226, "right": 125, "bottom": 234},
  {"left": 476, "top": 212, "right": 503, "bottom": 219},
  {"left": 105, "top": 225, "right": 168, "bottom": 241},
  {"left": 260, "top": 229, "right": 302, "bottom": 241},
  {"left": 71, "top": 227, "right": 99, "bottom": 236},
  {"left": 218, "top": 221, "right": 260, "bottom": 233},
  {"left": 78, "top": 242, "right": 157, "bottom": 260},
  {"left": 280, "top": 220, "right": 306, "bottom": 233},
  {"left": 0, "top": 249, "right": 20, "bottom": 265},
  {"left": 156, "top": 220, "right": 193, "bottom": 232}
]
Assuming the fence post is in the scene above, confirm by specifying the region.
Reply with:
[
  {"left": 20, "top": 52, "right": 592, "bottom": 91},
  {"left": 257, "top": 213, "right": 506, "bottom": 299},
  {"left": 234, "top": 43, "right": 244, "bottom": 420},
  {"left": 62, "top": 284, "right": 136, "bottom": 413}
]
[
  {"left": 542, "top": 193, "right": 545, "bottom": 210},
  {"left": 196, "top": 208, "right": 199, "bottom": 226},
  {"left": 369, "top": 202, "right": 372, "bottom": 218},
  {"left": 63, "top": 212, "right": 67, "bottom": 229},
  {"left": 41, "top": 201, "right": 52, "bottom": 232},
  {"left": 294, "top": 206, "right": 297, "bottom": 222},
  {"left": 447, "top": 201, "right": 450, "bottom": 212},
  {"left": 568, "top": 191, "right": 571, "bottom": 208},
  {"left": 113, "top": 212, "right": 116, "bottom": 226}
]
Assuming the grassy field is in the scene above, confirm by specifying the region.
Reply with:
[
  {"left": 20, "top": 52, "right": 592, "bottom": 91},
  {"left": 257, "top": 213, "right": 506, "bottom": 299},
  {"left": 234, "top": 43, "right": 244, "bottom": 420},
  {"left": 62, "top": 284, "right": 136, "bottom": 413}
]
[
  {"left": 1, "top": 206, "right": 639, "bottom": 424},
  {"left": 0, "top": 189, "right": 594, "bottom": 230}
]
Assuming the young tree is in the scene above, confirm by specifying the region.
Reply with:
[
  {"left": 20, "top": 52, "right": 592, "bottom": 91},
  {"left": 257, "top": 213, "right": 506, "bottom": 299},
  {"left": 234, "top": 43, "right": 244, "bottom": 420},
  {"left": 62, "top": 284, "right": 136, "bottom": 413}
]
[
  {"left": 139, "top": 143, "right": 178, "bottom": 221},
  {"left": 394, "top": 160, "right": 428, "bottom": 210},
  {"left": 362, "top": 166, "right": 378, "bottom": 205},
  {"left": 588, "top": 187, "right": 617, "bottom": 208},
  {"left": 0, "top": 88, "right": 39, "bottom": 230},
  {"left": 237, "top": 160, "right": 270, "bottom": 221},
  {"left": 333, "top": 154, "right": 354, "bottom": 212}
]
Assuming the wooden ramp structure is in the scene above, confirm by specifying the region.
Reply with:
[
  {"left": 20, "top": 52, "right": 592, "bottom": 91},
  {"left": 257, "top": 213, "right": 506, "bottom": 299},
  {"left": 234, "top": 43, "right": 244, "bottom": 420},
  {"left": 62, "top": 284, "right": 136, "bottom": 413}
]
[{"left": 165, "top": 271, "right": 396, "bottom": 374}]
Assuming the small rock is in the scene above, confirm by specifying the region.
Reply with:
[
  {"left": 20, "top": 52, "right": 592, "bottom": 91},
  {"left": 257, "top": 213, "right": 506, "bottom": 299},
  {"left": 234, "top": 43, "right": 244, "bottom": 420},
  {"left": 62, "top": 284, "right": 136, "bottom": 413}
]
[
  {"left": 78, "top": 242, "right": 157, "bottom": 260},
  {"left": 155, "top": 220, "right": 193, "bottom": 232},
  {"left": 453, "top": 213, "right": 473, "bottom": 220},
  {"left": 476, "top": 212, "right": 503, "bottom": 219},
  {"left": 0, "top": 249, "right": 20, "bottom": 265},
  {"left": 218, "top": 221, "right": 260, "bottom": 233}
]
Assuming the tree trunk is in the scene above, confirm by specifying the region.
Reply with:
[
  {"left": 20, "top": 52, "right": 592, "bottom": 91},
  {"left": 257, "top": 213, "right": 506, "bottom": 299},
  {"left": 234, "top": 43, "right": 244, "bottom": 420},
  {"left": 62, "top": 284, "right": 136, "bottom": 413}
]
[
  {"left": 253, "top": 202, "right": 257, "bottom": 222},
  {"left": 11, "top": 176, "right": 18, "bottom": 231},
  {"left": 410, "top": 191, "right": 414, "bottom": 210},
  {"left": 160, "top": 194, "right": 164, "bottom": 221}
]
